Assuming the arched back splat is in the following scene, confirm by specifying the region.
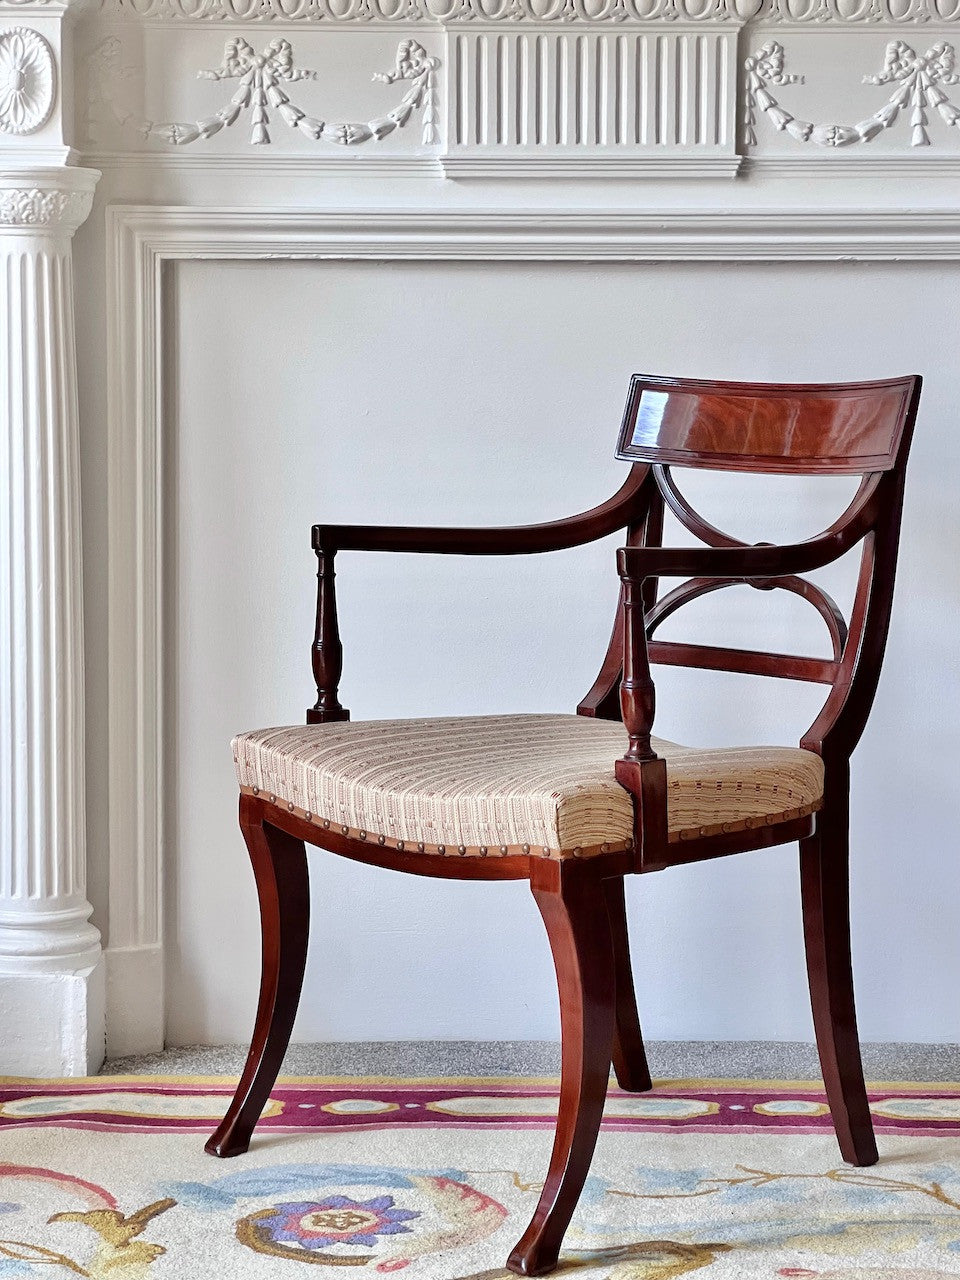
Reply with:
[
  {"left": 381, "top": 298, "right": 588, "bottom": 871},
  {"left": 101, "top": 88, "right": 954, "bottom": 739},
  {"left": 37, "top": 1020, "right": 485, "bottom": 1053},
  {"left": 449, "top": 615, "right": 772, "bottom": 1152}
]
[{"left": 642, "top": 464, "right": 854, "bottom": 686}]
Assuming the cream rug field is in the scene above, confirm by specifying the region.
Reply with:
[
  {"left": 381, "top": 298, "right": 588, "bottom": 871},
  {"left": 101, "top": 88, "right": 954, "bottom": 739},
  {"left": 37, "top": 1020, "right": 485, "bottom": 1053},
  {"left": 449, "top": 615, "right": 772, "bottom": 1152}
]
[{"left": 2, "top": 1074, "right": 960, "bottom": 1279}]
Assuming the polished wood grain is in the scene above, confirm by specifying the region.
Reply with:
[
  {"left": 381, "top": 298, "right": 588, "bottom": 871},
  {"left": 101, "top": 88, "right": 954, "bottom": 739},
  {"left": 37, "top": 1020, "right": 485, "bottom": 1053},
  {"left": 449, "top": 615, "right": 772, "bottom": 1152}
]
[
  {"left": 310, "top": 466, "right": 651, "bottom": 724},
  {"left": 232, "top": 801, "right": 634, "bottom": 884},
  {"left": 648, "top": 640, "right": 839, "bottom": 685},
  {"left": 211, "top": 373, "right": 921, "bottom": 1277},
  {"left": 206, "top": 794, "right": 310, "bottom": 1157},
  {"left": 637, "top": 812, "right": 817, "bottom": 874},
  {"left": 605, "top": 876, "right": 653, "bottom": 1093},
  {"left": 646, "top": 573, "right": 848, "bottom": 660},
  {"left": 578, "top": 491, "right": 660, "bottom": 721},
  {"left": 616, "top": 375, "right": 915, "bottom": 474},
  {"left": 307, "top": 547, "right": 349, "bottom": 725},
  {"left": 507, "top": 860, "right": 617, "bottom": 1277},
  {"left": 313, "top": 464, "right": 650, "bottom": 556},
  {"left": 800, "top": 765, "right": 878, "bottom": 1167}
]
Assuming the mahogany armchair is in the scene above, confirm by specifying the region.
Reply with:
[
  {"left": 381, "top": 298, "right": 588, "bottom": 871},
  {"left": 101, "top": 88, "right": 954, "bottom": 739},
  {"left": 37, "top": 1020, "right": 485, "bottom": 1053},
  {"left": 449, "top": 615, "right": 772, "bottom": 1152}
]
[{"left": 207, "top": 374, "right": 921, "bottom": 1277}]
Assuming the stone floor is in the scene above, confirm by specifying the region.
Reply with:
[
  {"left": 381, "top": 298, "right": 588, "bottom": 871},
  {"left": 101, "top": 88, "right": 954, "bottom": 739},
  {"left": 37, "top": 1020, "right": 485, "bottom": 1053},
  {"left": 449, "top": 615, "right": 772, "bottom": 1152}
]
[{"left": 103, "top": 1040, "right": 960, "bottom": 1080}]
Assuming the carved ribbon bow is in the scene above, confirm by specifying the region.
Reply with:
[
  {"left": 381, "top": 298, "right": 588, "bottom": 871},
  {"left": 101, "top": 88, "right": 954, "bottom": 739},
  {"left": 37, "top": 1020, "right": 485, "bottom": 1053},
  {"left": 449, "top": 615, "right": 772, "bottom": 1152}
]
[
  {"left": 867, "top": 40, "right": 960, "bottom": 88},
  {"left": 198, "top": 37, "right": 316, "bottom": 144},
  {"left": 151, "top": 36, "right": 439, "bottom": 147}
]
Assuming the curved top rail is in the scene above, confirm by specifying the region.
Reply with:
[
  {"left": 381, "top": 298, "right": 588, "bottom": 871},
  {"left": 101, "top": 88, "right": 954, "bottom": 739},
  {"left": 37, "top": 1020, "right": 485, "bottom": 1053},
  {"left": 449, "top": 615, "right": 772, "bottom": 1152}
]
[{"left": 615, "top": 374, "right": 919, "bottom": 475}]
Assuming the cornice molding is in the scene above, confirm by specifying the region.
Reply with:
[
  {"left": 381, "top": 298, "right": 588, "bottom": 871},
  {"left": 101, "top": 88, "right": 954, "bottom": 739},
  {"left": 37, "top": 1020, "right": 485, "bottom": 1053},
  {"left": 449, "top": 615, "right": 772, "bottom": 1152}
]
[
  {"left": 77, "top": 0, "right": 960, "bottom": 24},
  {"left": 110, "top": 205, "right": 960, "bottom": 259}
]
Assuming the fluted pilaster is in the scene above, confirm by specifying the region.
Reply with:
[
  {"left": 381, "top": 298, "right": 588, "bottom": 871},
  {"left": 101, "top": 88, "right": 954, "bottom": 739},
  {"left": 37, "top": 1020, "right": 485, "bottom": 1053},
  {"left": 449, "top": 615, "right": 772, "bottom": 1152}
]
[{"left": 0, "top": 165, "right": 103, "bottom": 1073}]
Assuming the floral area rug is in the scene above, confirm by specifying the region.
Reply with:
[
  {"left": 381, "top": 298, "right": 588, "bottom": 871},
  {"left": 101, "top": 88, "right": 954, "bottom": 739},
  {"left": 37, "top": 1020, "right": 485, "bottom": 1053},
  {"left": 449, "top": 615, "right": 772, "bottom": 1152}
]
[{"left": 1, "top": 1074, "right": 960, "bottom": 1278}]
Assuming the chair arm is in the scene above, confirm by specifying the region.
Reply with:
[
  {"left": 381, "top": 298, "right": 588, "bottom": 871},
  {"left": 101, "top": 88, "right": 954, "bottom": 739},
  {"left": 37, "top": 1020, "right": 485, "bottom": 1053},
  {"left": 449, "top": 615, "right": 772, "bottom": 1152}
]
[
  {"left": 313, "top": 469, "right": 650, "bottom": 556},
  {"left": 617, "top": 524, "right": 875, "bottom": 584},
  {"left": 617, "top": 473, "right": 882, "bottom": 584},
  {"left": 308, "top": 468, "right": 652, "bottom": 724},
  {"left": 616, "top": 545, "right": 805, "bottom": 772}
]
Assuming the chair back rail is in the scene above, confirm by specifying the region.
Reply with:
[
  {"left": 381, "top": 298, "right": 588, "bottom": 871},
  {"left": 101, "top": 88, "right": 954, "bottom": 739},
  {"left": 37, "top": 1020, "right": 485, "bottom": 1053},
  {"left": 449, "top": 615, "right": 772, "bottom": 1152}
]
[{"left": 615, "top": 375, "right": 916, "bottom": 475}]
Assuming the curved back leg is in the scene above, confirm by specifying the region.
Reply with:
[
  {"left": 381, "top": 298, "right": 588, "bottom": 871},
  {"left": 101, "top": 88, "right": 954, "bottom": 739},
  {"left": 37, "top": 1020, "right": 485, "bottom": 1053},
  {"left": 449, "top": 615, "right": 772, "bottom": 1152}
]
[
  {"left": 604, "top": 877, "right": 653, "bottom": 1093},
  {"left": 800, "top": 783, "right": 878, "bottom": 1168},
  {"left": 507, "top": 860, "right": 617, "bottom": 1277},
  {"left": 206, "top": 794, "right": 310, "bottom": 1158}
]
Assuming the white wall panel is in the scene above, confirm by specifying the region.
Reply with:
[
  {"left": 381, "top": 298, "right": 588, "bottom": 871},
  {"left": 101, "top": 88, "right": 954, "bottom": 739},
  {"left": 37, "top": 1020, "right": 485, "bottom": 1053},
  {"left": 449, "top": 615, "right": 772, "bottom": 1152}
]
[{"left": 165, "top": 258, "right": 959, "bottom": 1045}]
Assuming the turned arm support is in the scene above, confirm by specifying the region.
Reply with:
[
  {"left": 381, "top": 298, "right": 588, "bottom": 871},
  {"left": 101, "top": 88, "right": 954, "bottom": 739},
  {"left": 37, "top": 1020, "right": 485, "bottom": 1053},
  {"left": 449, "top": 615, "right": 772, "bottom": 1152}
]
[
  {"left": 614, "top": 571, "right": 669, "bottom": 858},
  {"left": 308, "top": 548, "right": 349, "bottom": 723}
]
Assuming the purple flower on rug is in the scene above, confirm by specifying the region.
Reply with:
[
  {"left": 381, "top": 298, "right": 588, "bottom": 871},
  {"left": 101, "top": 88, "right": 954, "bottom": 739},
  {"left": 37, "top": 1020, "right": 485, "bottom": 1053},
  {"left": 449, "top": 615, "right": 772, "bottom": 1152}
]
[{"left": 254, "top": 1196, "right": 420, "bottom": 1249}]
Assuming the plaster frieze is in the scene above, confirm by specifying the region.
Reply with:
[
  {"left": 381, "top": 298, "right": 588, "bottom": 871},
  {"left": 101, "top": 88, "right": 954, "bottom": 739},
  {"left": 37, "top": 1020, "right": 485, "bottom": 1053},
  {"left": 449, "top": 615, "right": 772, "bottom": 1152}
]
[{"left": 75, "top": 0, "right": 960, "bottom": 25}]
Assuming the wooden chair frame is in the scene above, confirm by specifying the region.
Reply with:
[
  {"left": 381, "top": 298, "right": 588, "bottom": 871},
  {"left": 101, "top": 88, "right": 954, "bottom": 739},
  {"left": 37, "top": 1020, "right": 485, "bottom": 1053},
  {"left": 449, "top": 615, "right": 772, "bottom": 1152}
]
[{"left": 207, "top": 374, "right": 922, "bottom": 1278}]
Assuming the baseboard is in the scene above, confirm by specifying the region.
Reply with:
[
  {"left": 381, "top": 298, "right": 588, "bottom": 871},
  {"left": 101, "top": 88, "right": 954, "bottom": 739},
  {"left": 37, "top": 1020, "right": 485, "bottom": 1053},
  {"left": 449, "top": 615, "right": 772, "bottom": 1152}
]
[{"left": 104, "top": 944, "right": 165, "bottom": 1058}]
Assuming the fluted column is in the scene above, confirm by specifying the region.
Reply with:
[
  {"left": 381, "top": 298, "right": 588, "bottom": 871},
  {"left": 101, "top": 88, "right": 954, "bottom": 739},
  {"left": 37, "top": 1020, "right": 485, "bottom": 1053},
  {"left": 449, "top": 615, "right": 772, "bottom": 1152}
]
[{"left": 0, "top": 165, "right": 103, "bottom": 1074}]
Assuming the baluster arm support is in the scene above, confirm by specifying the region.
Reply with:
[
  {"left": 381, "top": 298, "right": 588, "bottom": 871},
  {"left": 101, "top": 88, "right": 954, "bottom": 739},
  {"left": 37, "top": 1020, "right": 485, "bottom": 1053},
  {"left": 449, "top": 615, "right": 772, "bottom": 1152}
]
[{"left": 307, "top": 547, "right": 349, "bottom": 724}]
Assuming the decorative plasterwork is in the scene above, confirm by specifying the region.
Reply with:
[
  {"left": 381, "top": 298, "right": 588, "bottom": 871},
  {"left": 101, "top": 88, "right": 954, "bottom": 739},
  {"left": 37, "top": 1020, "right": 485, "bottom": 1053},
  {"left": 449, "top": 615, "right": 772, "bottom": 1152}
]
[
  {"left": 77, "top": 4, "right": 960, "bottom": 174},
  {"left": 0, "top": 184, "right": 92, "bottom": 221},
  {"left": 441, "top": 29, "right": 739, "bottom": 177},
  {"left": 0, "top": 27, "right": 55, "bottom": 134},
  {"left": 0, "top": 168, "right": 98, "bottom": 228},
  {"left": 746, "top": 39, "right": 960, "bottom": 147},
  {"left": 77, "top": 0, "right": 960, "bottom": 22},
  {"left": 88, "top": 37, "right": 439, "bottom": 146},
  {"left": 159, "top": 37, "right": 437, "bottom": 144}
]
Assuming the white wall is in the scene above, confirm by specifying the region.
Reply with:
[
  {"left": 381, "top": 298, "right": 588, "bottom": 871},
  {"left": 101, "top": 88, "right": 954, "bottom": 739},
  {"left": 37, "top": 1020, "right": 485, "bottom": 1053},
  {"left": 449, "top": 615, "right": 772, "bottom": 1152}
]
[
  {"left": 6, "top": 0, "right": 958, "bottom": 1069},
  {"left": 165, "top": 258, "right": 960, "bottom": 1046}
]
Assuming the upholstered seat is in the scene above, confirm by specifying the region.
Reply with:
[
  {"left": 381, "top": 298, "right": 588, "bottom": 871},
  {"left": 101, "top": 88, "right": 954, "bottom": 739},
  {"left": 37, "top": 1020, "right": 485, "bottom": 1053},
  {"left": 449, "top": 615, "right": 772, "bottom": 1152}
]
[{"left": 233, "top": 714, "right": 824, "bottom": 859}]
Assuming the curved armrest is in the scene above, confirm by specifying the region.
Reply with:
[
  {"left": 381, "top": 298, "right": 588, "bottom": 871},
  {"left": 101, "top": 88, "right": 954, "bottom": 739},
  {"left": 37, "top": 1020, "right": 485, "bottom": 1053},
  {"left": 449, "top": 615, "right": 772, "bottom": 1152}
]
[
  {"left": 617, "top": 473, "right": 882, "bottom": 584},
  {"left": 308, "top": 466, "right": 652, "bottom": 725},
  {"left": 314, "top": 468, "right": 650, "bottom": 556}
]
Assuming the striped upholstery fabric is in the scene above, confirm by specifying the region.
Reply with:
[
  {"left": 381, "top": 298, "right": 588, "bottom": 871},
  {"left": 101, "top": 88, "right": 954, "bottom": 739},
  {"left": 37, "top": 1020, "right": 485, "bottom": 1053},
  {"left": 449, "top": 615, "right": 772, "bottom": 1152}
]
[{"left": 233, "top": 714, "right": 824, "bottom": 860}]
